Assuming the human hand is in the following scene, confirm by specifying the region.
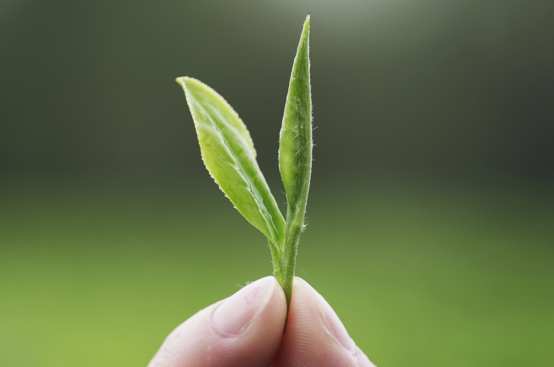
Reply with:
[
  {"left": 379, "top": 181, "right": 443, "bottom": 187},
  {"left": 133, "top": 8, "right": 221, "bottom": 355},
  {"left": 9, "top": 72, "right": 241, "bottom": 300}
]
[{"left": 148, "top": 277, "right": 375, "bottom": 367}]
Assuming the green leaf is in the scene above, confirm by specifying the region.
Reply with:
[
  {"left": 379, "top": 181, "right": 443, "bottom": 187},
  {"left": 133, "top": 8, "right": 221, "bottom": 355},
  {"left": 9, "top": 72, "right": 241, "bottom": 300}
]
[
  {"left": 176, "top": 77, "right": 286, "bottom": 253},
  {"left": 276, "top": 15, "right": 312, "bottom": 306}
]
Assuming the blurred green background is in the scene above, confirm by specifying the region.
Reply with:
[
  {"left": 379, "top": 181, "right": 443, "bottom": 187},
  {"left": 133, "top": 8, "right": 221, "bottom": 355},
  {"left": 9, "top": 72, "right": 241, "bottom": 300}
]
[{"left": 1, "top": 0, "right": 553, "bottom": 366}]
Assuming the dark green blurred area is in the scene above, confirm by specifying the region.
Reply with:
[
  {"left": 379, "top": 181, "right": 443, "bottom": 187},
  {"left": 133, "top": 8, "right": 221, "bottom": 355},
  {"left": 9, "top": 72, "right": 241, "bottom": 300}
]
[{"left": 1, "top": 0, "right": 553, "bottom": 366}]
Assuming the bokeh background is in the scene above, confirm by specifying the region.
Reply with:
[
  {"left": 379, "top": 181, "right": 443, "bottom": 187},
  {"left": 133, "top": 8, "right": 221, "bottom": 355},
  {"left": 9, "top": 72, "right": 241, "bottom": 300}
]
[{"left": 1, "top": 0, "right": 553, "bottom": 366}]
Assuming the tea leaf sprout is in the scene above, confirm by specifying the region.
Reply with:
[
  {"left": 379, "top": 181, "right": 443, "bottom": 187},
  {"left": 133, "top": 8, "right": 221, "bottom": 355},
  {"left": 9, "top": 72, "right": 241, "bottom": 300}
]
[{"left": 177, "top": 16, "right": 311, "bottom": 307}]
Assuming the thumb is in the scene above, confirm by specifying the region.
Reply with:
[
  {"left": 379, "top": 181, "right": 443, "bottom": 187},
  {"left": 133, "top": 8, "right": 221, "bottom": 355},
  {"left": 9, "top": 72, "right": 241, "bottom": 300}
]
[{"left": 148, "top": 276, "right": 286, "bottom": 367}]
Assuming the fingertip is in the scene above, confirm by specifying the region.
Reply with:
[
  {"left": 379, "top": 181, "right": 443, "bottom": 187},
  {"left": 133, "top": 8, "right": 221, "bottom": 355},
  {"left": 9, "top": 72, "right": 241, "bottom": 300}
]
[
  {"left": 273, "top": 277, "right": 369, "bottom": 367},
  {"left": 148, "top": 276, "right": 286, "bottom": 367},
  {"left": 212, "top": 276, "right": 278, "bottom": 336}
]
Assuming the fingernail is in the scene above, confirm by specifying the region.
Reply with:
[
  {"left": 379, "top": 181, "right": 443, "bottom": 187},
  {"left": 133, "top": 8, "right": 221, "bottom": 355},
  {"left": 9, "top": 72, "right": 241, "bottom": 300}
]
[
  {"left": 212, "top": 277, "right": 275, "bottom": 335},
  {"left": 311, "top": 285, "right": 356, "bottom": 355}
]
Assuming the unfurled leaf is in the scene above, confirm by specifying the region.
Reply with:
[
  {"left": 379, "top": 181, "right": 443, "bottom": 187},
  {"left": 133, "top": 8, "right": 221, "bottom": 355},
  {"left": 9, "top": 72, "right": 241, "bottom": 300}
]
[{"left": 176, "top": 77, "right": 286, "bottom": 252}]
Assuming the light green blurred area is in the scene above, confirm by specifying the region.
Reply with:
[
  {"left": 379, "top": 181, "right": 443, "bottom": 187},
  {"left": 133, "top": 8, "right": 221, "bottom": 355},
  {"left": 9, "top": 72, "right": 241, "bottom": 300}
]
[{"left": 1, "top": 177, "right": 552, "bottom": 367}]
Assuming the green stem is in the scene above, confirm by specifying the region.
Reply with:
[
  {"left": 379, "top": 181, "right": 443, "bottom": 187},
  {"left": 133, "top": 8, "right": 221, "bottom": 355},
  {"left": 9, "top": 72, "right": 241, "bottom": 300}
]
[{"left": 279, "top": 209, "right": 305, "bottom": 307}]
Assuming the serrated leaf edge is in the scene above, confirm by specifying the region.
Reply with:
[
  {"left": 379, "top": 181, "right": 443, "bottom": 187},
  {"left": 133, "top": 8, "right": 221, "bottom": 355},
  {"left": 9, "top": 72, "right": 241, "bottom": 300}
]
[{"left": 176, "top": 77, "right": 284, "bottom": 255}]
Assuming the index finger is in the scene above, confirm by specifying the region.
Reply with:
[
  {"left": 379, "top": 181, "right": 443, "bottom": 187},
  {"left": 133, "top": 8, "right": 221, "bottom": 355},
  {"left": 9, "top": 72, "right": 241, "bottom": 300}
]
[{"left": 272, "top": 278, "right": 376, "bottom": 367}]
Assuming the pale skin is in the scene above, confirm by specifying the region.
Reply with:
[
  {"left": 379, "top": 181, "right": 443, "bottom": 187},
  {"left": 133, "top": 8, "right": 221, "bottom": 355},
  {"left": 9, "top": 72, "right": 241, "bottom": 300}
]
[{"left": 148, "top": 277, "right": 376, "bottom": 367}]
